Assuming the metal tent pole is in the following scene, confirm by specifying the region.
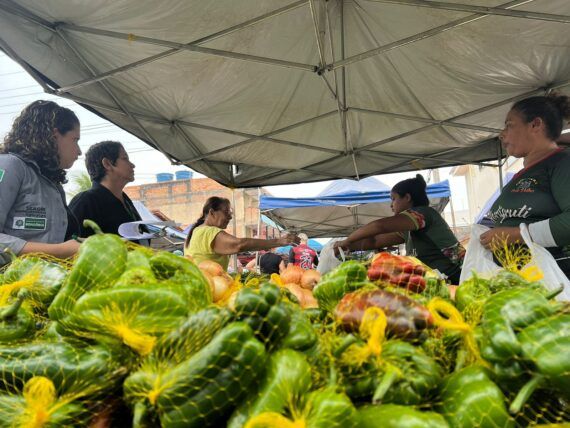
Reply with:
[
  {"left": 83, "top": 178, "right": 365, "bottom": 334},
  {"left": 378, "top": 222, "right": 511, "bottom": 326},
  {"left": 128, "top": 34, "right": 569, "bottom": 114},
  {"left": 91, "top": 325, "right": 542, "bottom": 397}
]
[
  {"left": 255, "top": 187, "right": 263, "bottom": 273},
  {"left": 232, "top": 188, "right": 239, "bottom": 273},
  {"left": 498, "top": 139, "right": 504, "bottom": 190}
]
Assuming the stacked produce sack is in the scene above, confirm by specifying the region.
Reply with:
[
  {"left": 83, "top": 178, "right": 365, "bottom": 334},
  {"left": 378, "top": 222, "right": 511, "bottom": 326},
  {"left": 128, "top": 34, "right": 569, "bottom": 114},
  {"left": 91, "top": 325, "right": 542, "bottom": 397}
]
[{"left": 0, "top": 224, "right": 568, "bottom": 427}]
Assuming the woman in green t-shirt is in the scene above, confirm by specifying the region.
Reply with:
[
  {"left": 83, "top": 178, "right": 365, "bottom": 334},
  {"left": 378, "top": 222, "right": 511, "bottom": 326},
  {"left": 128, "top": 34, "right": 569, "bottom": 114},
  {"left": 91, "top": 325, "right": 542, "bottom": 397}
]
[
  {"left": 335, "top": 175, "right": 464, "bottom": 283},
  {"left": 480, "top": 94, "right": 570, "bottom": 276},
  {"left": 184, "top": 196, "right": 298, "bottom": 271}
]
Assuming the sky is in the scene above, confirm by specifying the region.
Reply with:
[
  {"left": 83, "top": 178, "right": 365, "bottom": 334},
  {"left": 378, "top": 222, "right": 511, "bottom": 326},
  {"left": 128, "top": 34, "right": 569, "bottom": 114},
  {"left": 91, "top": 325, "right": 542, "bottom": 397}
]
[{"left": 0, "top": 53, "right": 470, "bottom": 208}]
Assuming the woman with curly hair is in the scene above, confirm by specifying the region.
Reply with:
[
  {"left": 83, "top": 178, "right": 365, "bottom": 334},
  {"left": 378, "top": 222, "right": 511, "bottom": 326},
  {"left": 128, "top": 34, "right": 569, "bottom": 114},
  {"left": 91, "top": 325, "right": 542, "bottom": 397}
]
[{"left": 0, "top": 100, "right": 82, "bottom": 265}]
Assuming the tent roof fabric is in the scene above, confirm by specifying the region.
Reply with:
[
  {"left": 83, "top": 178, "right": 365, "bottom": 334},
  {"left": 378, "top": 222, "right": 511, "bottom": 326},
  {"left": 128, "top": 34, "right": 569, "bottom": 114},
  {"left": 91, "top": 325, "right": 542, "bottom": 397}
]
[
  {"left": 261, "top": 179, "right": 450, "bottom": 237},
  {"left": 316, "top": 176, "right": 390, "bottom": 197},
  {"left": 1, "top": 1, "right": 569, "bottom": 187}
]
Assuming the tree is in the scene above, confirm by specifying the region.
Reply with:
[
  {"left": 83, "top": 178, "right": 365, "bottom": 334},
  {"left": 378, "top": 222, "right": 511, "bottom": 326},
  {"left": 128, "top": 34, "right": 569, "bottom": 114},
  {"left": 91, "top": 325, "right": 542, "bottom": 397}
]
[{"left": 67, "top": 171, "right": 92, "bottom": 199}]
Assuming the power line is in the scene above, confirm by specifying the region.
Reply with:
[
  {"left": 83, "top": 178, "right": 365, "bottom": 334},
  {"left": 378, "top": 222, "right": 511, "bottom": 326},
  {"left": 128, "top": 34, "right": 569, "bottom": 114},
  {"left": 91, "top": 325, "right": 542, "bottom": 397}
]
[
  {"left": 0, "top": 71, "right": 26, "bottom": 77},
  {"left": 0, "top": 84, "right": 38, "bottom": 93}
]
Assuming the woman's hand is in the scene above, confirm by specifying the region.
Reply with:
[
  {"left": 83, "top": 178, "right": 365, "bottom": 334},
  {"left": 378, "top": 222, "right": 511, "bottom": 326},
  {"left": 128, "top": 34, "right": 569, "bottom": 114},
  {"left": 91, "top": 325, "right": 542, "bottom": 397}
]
[{"left": 479, "top": 227, "right": 521, "bottom": 250}]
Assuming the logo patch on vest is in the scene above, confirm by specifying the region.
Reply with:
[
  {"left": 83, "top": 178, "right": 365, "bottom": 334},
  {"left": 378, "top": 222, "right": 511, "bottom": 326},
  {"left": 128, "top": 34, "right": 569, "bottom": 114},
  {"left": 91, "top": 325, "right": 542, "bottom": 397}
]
[
  {"left": 512, "top": 178, "right": 537, "bottom": 193},
  {"left": 12, "top": 217, "right": 47, "bottom": 230}
]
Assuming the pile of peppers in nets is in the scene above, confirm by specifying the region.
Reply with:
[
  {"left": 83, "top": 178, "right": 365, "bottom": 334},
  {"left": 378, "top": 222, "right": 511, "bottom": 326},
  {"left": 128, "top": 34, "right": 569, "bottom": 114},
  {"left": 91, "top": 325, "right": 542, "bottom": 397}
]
[{"left": 0, "top": 221, "right": 568, "bottom": 427}]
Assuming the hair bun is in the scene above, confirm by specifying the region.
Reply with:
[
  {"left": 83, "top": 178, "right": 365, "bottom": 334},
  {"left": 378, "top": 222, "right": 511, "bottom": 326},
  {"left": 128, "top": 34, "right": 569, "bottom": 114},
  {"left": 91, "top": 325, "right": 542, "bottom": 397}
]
[{"left": 415, "top": 174, "right": 427, "bottom": 187}]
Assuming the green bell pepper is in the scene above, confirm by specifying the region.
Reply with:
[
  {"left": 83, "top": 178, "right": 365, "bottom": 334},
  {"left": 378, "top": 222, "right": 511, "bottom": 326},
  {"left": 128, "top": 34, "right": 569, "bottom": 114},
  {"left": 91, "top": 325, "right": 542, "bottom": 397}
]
[
  {"left": 454, "top": 274, "right": 491, "bottom": 312},
  {"left": 124, "top": 322, "right": 267, "bottom": 428},
  {"left": 481, "top": 288, "right": 559, "bottom": 361},
  {"left": 280, "top": 304, "right": 317, "bottom": 352},
  {"left": 57, "top": 284, "right": 191, "bottom": 355},
  {"left": 152, "top": 306, "right": 232, "bottom": 364},
  {"left": 2, "top": 256, "right": 67, "bottom": 308},
  {"left": 48, "top": 220, "right": 127, "bottom": 321},
  {"left": 126, "top": 248, "right": 153, "bottom": 270},
  {"left": 509, "top": 313, "right": 570, "bottom": 414},
  {"left": 233, "top": 283, "right": 291, "bottom": 350},
  {"left": 0, "top": 341, "right": 127, "bottom": 395},
  {"left": 0, "top": 376, "right": 86, "bottom": 427},
  {"left": 344, "top": 340, "right": 442, "bottom": 405},
  {"left": 149, "top": 251, "right": 212, "bottom": 307},
  {"left": 358, "top": 404, "right": 449, "bottom": 428},
  {"left": 437, "top": 366, "right": 514, "bottom": 428},
  {"left": 149, "top": 251, "right": 204, "bottom": 281},
  {"left": 313, "top": 260, "right": 369, "bottom": 313},
  {"left": 114, "top": 266, "right": 156, "bottom": 287},
  {"left": 228, "top": 348, "right": 311, "bottom": 428},
  {"left": 240, "top": 387, "right": 356, "bottom": 428},
  {"left": 0, "top": 295, "right": 35, "bottom": 343}
]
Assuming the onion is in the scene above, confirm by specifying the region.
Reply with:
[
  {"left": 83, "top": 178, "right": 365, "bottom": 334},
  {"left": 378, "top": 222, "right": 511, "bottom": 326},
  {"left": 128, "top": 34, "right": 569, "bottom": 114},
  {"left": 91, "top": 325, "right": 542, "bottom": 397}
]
[
  {"left": 300, "top": 269, "right": 321, "bottom": 290},
  {"left": 301, "top": 289, "right": 318, "bottom": 309},
  {"left": 284, "top": 283, "right": 305, "bottom": 306},
  {"left": 199, "top": 260, "right": 225, "bottom": 277},
  {"left": 211, "top": 275, "right": 231, "bottom": 302},
  {"left": 280, "top": 265, "right": 304, "bottom": 285}
]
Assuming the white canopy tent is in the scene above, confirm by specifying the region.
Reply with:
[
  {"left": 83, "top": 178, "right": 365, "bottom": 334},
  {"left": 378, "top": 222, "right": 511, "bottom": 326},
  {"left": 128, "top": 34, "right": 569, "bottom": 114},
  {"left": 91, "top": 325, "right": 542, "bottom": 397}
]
[{"left": 1, "top": 1, "right": 569, "bottom": 187}]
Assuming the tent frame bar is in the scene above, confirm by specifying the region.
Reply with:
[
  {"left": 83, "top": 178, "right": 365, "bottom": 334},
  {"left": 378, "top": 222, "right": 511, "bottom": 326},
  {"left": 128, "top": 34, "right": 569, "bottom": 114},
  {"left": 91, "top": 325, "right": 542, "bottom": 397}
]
[
  {"left": 350, "top": 107, "right": 502, "bottom": 133},
  {"left": 53, "top": 0, "right": 309, "bottom": 94},
  {"left": 176, "top": 119, "right": 342, "bottom": 156},
  {"left": 180, "top": 110, "right": 338, "bottom": 162},
  {"left": 58, "top": 23, "right": 317, "bottom": 73},
  {"left": 327, "top": 0, "right": 532, "bottom": 71},
  {"left": 373, "top": 0, "right": 570, "bottom": 24},
  {"left": 54, "top": 27, "right": 177, "bottom": 163}
]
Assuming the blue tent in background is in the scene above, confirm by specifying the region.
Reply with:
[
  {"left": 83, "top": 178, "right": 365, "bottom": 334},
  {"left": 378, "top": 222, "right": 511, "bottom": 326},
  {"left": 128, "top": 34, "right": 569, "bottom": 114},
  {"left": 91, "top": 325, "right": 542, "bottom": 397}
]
[{"left": 260, "top": 179, "right": 451, "bottom": 238}]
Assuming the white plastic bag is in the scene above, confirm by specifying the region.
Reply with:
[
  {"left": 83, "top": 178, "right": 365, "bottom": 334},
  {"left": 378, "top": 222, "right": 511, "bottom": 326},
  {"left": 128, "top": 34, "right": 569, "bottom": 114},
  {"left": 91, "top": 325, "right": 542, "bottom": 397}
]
[
  {"left": 459, "top": 224, "right": 501, "bottom": 284},
  {"left": 459, "top": 224, "right": 570, "bottom": 301},
  {"left": 520, "top": 223, "right": 570, "bottom": 301},
  {"left": 317, "top": 239, "right": 346, "bottom": 275}
]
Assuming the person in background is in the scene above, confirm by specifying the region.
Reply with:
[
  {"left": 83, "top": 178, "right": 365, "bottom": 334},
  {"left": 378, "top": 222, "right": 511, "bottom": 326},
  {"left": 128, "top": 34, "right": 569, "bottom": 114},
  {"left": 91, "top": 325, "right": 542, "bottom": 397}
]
[
  {"left": 480, "top": 93, "right": 570, "bottom": 277},
  {"left": 0, "top": 100, "right": 81, "bottom": 266},
  {"left": 334, "top": 175, "right": 464, "bottom": 284},
  {"left": 69, "top": 141, "right": 142, "bottom": 239},
  {"left": 289, "top": 233, "right": 319, "bottom": 270},
  {"left": 185, "top": 196, "right": 299, "bottom": 271},
  {"left": 257, "top": 247, "right": 285, "bottom": 275}
]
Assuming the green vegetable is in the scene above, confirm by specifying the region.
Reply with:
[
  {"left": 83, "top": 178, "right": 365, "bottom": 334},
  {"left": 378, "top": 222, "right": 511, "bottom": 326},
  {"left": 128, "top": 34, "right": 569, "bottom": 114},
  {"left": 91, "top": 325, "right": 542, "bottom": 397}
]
[
  {"left": 234, "top": 283, "right": 291, "bottom": 350},
  {"left": 345, "top": 340, "right": 442, "bottom": 405},
  {"left": 152, "top": 306, "right": 232, "bottom": 364},
  {"left": 126, "top": 248, "right": 153, "bottom": 270},
  {"left": 48, "top": 220, "right": 127, "bottom": 321},
  {"left": 437, "top": 366, "right": 514, "bottom": 428},
  {"left": 57, "top": 284, "right": 192, "bottom": 355},
  {"left": 358, "top": 404, "right": 449, "bottom": 428},
  {"left": 114, "top": 266, "right": 156, "bottom": 287},
  {"left": 313, "top": 261, "right": 368, "bottom": 312},
  {"left": 149, "top": 251, "right": 204, "bottom": 281},
  {"left": 510, "top": 313, "right": 570, "bottom": 414},
  {"left": 0, "top": 341, "right": 127, "bottom": 395},
  {"left": 0, "top": 376, "right": 86, "bottom": 427},
  {"left": 280, "top": 304, "right": 317, "bottom": 351},
  {"left": 228, "top": 348, "right": 311, "bottom": 428},
  {"left": 2, "top": 257, "right": 67, "bottom": 308},
  {"left": 0, "top": 296, "right": 35, "bottom": 343},
  {"left": 481, "top": 288, "right": 558, "bottom": 361},
  {"left": 455, "top": 274, "right": 491, "bottom": 312},
  {"left": 124, "top": 322, "right": 267, "bottom": 428}
]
